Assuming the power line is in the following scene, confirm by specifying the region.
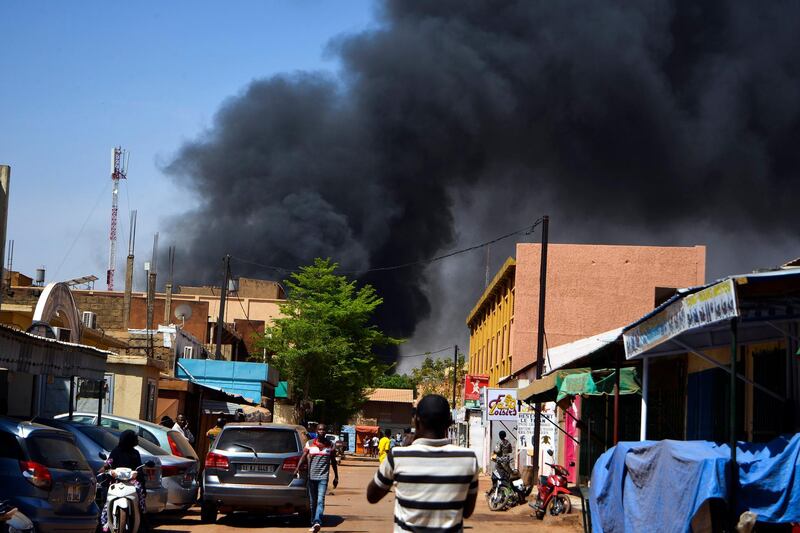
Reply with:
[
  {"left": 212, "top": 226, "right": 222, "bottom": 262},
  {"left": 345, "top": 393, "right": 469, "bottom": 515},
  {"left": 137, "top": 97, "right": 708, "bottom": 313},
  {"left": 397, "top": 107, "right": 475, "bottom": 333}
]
[
  {"left": 396, "top": 346, "right": 452, "bottom": 358},
  {"left": 54, "top": 180, "right": 112, "bottom": 280},
  {"left": 231, "top": 218, "right": 543, "bottom": 276}
]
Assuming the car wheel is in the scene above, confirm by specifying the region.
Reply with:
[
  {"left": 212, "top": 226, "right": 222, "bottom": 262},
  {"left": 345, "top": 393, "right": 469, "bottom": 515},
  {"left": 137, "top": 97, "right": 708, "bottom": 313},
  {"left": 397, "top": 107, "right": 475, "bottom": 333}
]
[
  {"left": 200, "top": 501, "right": 217, "bottom": 524},
  {"left": 298, "top": 510, "right": 311, "bottom": 523}
]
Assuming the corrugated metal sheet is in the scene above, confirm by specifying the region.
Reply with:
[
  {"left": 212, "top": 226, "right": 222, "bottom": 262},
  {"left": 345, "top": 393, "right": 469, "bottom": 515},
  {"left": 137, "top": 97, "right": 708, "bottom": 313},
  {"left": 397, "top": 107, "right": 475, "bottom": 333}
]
[{"left": 543, "top": 327, "right": 624, "bottom": 375}]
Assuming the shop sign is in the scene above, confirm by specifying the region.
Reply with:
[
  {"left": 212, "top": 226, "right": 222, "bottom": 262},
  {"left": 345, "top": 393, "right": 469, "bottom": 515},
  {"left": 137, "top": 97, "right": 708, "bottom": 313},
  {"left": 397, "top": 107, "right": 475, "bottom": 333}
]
[
  {"left": 464, "top": 374, "right": 489, "bottom": 401},
  {"left": 624, "top": 279, "right": 739, "bottom": 359},
  {"left": 485, "top": 388, "right": 518, "bottom": 420}
]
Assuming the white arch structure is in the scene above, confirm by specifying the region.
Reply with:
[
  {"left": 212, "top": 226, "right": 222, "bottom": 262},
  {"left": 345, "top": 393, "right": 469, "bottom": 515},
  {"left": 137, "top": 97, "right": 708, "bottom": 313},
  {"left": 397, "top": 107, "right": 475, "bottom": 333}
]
[{"left": 32, "top": 282, "right": 82, "bottom": 343}]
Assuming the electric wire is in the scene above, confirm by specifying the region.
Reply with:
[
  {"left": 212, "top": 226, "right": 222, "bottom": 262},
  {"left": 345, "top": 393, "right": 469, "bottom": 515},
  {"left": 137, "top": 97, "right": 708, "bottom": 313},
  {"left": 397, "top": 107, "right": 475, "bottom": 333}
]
[
  {"left": 395, "top": 346, "right": 452, "bottom": 358},
  {"left": 54, "top": 180, "right": 112, "bottom": 280},
  {"left": 231, "top": 218, "right": 543, "bottom": 277}
]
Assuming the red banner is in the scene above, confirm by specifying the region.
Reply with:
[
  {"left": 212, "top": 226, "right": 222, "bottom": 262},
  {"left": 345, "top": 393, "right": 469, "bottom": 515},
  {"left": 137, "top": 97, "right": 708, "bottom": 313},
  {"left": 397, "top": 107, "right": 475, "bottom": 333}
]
[{"left": 464, "top": 374, "right": 489, "bottom": 401}]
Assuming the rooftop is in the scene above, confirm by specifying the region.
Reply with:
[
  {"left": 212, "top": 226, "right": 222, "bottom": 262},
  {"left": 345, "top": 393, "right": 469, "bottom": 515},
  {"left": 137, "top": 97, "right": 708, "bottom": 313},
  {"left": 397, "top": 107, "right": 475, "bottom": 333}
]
[
  {"left": 466, "top": 257, "right": 516, "bottom": 326},
  {"left": 367, "top": 388, "right": 415, "bottom": 404}
]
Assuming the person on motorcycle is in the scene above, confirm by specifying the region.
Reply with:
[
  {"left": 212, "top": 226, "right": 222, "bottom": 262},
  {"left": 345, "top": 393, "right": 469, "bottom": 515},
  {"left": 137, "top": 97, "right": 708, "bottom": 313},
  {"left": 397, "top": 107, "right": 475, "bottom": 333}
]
[
  {"left": 100, "top": 430, "right": 148, "bottom": 532},
  {"left": 493, "top": 431, "right": 514, "bottom": 477}
]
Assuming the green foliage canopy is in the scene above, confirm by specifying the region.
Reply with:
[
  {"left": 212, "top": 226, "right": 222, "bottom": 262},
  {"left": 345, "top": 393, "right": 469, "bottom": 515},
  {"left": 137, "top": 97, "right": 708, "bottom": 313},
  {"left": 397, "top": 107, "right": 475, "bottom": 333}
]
[{"left": 257, "top": 258, "right": 401, "bottom": 424}]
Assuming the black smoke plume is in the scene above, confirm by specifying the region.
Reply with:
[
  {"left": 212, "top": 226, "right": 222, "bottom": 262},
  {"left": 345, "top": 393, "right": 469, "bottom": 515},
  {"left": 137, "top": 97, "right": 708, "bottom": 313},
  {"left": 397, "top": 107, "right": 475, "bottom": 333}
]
[{"left": 166, "top": 0, "right": 800, "bottom": 350}]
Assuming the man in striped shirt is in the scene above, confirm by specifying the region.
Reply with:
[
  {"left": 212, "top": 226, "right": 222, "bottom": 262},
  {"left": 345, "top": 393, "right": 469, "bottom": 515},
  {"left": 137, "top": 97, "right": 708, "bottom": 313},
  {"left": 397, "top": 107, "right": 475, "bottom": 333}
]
[
  {"left": 367, "top": 394, "right": 479, "bottom": 532},
  {"left": 296, "top": 423, "right": 339, "bottom": 532}
]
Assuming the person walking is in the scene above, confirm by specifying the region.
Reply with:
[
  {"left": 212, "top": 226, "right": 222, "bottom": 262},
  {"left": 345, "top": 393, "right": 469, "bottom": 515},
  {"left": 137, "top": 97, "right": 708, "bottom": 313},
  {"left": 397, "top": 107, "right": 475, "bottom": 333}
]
[
  {"left": 295, "top": 423, "right": 339, "bottom": 532},
  {"left": 363, "top": 436, "right": 372, "bottom": 457},
  {"left": 173, "top": 414, "right": 195, "bottom": 444},
  {"left": 371, "top": 435, "right": 380, "bottom": 457},
  {"left": 367, "top": 394, "right": 478, "bottom": 532},
  {"left": 378, "top": 429, "right": 392, "bottom": 463}
]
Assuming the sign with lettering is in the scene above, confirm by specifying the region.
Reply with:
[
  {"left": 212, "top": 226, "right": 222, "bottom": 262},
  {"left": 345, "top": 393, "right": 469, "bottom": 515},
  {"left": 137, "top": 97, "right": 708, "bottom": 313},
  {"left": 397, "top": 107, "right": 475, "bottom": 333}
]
[
  {"left": 624, "top": 279, "right": 739, "bottom": 359},
  {"left": 485, "top": 388, "right": 519, "bottom": 421}
]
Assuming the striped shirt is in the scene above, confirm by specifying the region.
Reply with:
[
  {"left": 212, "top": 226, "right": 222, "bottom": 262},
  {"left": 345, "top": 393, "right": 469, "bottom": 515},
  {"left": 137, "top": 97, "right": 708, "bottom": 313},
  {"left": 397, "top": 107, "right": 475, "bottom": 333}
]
[
  {"left": 373, "top": 438, "right": 479, "bottom": 533},
  {"left": 305, "top": 438, "right": 334, "bottom": 481}
]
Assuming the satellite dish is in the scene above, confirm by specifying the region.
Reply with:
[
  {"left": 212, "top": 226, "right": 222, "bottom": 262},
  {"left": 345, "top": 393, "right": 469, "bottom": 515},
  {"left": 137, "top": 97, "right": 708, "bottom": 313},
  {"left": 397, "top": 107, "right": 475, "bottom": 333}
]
[{"left": 174, "top": 304, "right": 193, "bottom": 325}]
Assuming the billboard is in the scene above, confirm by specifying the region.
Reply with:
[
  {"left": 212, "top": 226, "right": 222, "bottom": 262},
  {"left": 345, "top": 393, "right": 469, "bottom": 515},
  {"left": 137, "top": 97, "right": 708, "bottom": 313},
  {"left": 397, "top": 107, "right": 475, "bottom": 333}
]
[
  {"left": 464, "top": 374, "right": 490, "bottom": 408},
  {"left": 624, "top": 279, "right": 739, "bottom": 359},
  {"left": 485, "top": 388, "right": 519, "bottom": 421}
]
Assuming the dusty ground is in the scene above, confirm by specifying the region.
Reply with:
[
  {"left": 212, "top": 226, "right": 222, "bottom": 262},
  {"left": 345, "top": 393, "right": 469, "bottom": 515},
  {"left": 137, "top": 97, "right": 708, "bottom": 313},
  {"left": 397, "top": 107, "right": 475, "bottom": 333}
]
[{"left": 152, "top": 457, "right": 584, "bottom": 532}]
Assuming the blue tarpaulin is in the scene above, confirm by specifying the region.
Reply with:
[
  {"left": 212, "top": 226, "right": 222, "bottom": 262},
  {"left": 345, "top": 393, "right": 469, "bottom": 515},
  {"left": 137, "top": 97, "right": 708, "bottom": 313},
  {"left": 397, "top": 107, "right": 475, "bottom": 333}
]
[{"left": 590, "top": 435, "right": 800, "bottom": 532}]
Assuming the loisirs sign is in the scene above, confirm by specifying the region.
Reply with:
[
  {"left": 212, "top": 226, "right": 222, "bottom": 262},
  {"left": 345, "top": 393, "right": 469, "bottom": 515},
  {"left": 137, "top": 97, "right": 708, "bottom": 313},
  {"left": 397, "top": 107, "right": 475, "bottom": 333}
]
[
  {"left": 485, "top": 388, "right": 519, "bottom": 421},
  {"left": 623, "top": 279, "right": 739, "bottom": 359}
]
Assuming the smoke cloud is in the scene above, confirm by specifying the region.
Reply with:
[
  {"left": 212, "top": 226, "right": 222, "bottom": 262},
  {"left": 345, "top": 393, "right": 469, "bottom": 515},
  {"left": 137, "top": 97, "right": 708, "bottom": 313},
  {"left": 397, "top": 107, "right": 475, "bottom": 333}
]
[{"left": 166, "top": 0, "right": 800, "bottom": 355}]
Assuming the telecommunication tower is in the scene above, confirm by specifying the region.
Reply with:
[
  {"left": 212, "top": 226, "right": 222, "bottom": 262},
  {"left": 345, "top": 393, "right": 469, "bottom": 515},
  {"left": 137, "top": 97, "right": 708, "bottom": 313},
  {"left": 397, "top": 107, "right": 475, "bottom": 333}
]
[{"left": 107, "top": 147, "right": 129, "bottom": 291}]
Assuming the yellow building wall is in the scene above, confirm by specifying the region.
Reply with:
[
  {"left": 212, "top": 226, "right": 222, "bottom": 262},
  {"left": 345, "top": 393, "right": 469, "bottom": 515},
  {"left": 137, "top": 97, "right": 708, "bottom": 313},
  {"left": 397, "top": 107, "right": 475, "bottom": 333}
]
[{"left": 467, "top": 262, "right": 515, "bottom": 387}]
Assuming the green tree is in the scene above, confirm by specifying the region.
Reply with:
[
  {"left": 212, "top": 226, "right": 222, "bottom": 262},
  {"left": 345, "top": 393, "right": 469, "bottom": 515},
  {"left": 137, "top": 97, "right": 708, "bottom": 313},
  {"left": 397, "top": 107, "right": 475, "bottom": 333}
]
[
  {"left": 257, "top": 258, "right": 402, "bottom": 424},
  {"left": 412, "top": 353, "right": 466, "bottom": 407},
  {"left": 375, "top": 371, "right": 417, "bottom": 391}
]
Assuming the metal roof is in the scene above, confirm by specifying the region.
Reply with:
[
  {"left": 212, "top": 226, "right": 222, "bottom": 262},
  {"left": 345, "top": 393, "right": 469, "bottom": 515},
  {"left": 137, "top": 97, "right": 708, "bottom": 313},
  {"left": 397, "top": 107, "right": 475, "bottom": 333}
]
[{"left": 543, "top": 327, "right": 624, "bottom": 375}]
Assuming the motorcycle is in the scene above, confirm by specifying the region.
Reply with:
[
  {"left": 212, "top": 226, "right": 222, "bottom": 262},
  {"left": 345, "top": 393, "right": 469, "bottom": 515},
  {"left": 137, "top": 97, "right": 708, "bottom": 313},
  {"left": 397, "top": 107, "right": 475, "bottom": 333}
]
[
  {"left": 486, "top": 454, "right": 532, "bottom": 511},
  {"left": 0, "top": 500, "right": 34, "bottom": 533},
  {"left": 98, "top": 461, "right": 154, "bottom": 533},
  {"left": 530, "top": 453, "right": 573, "bottom": 520}
]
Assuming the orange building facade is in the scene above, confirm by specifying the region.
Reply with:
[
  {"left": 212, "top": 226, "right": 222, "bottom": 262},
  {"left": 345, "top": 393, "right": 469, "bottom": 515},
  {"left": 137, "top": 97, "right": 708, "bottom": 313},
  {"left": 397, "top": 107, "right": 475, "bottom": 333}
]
[{"left": 467, "top": 243, "right": 706, "bottom": 386}]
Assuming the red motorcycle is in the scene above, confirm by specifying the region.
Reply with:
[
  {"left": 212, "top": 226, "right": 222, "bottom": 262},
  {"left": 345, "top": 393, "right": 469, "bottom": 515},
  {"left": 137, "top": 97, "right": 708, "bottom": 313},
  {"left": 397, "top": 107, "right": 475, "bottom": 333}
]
[{"left": 530, "top": 458, "right": 573, "bottom": 520}]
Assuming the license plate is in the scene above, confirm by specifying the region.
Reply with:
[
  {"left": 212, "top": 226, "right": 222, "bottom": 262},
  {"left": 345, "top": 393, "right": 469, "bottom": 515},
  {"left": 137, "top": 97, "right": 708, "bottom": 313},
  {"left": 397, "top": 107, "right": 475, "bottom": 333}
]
[
  {"left": 66, "top": 484, "right": 81, "bottom": 502},
  {"left": 238, "top": 464, "right": 275, "bottom": 473}
]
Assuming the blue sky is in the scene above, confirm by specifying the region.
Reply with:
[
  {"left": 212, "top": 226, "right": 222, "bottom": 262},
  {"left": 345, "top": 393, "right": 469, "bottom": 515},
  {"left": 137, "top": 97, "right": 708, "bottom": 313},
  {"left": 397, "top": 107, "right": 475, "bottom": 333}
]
[{"left": 0, "top": 0, "right": 376, "bottom": 287}]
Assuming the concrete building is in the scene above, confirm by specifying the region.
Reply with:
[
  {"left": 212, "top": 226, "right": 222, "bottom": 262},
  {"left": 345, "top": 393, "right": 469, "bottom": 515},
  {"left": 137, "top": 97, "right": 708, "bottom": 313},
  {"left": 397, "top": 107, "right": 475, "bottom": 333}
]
[{"left": 467, "top": 243, "right": 706, "bottom": 386}]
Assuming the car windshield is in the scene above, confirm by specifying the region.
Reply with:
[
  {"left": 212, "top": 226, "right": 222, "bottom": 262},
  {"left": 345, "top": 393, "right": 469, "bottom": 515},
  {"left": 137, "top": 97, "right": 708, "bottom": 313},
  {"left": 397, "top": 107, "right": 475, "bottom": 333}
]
[
  {"left": 27, "top": 434, "right": 90, "bottom": 471},
  {"left": 216, "top": 428, "right": 298, "bottom": 454},
  {"left": 76, "top": 425, "right": 167, "bottom": 455}
]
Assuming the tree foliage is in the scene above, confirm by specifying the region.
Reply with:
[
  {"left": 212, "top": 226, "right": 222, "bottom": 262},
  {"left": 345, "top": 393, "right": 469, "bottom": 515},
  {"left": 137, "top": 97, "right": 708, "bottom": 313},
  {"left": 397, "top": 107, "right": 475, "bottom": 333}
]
[
  {"left": 374, "top": 372, "right": 417, "bottom": 390},
  {"left": 412, "top": 353, "right": 466, "bottom": 406},
  {"left": 257, "top": 258, "right": 401, "bottom": 424}
]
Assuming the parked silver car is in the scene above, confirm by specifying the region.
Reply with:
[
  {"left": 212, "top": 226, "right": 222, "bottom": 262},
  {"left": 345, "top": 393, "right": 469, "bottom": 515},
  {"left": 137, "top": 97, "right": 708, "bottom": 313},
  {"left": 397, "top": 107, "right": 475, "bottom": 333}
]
[
  {"left": 201, "top": 423, "right": 309, "bottom": 523},
  {"left": 33, "top": 417, "right": 168, "bottom": 514},
  {"left": 56, "top": 413, "right": 200, "bottom": 510},
  {"left": 56, "top": 412, "right": 198, "bottom": 460},
  {"left": 0, "top": 417, "right": 98, "bottom": 532}
]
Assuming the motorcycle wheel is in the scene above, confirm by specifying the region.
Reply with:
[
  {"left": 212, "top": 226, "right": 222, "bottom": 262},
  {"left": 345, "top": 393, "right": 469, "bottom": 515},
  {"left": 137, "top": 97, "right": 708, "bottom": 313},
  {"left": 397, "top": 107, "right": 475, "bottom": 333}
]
[
  {"left": 115, "top": 507, "right": 127, "bottom": 533},
  {"left": 547, "top": 494, "right": 572, "bottom": 516},
  {"left": 487, "top": 486, "right": 512, "bottom": 511}
]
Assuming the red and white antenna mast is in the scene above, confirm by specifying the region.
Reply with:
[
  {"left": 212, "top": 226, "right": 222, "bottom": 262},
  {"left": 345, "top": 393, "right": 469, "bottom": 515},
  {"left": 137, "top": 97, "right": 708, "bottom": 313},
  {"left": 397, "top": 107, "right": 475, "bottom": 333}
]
[{"left": 107, "top": 147, "right": 129, "bottom": 291}]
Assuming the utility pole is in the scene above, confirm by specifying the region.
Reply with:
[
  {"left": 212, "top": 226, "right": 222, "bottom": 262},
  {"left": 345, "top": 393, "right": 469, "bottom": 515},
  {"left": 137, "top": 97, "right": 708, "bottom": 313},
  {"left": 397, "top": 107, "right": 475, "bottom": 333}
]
[
  {"left": 123, "top": 211, "right": 137, "bottom": 329},
  {"left": 146, "top": 233, "right": 158, "bottom": 359},
  {"left": 0, "top": 165, "right": 10, "bottom": 310},
  {"left": 164, "top": 246, "right": 175, "bottom": 324},
  {"left": 214, "top": 255, "right": 231, "bottom": 359},
  {"left": 532, "top": 215, "right": 549, "bottom": 482},
  {"left": 452, "top": 345, "right": 459, "bottom": 408}
]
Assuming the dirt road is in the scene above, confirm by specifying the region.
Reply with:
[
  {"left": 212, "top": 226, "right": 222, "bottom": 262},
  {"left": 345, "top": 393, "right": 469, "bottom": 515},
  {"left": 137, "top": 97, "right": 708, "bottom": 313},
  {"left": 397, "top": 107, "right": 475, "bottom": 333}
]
[{"left": 152, "top": 458, "right": 583, "bottom": 532}]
